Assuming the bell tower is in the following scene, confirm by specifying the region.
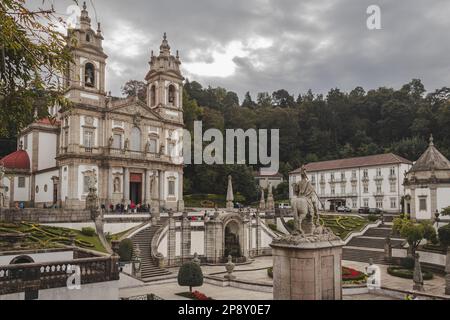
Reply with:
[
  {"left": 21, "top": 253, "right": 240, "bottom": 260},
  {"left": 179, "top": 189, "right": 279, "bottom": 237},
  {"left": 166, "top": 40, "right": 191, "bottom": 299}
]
[
  {"left": 64, "top": 2, "right": 107, "bottom": 107},
  {"left": 145, "top": 33, "right": 184, "bottom": 123}
]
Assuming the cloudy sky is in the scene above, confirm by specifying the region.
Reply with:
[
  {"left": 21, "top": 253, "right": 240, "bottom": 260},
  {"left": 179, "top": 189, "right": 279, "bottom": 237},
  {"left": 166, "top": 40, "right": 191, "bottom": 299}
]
[{"left": 35, "top": 0, "right": 450, "bottom": 100}]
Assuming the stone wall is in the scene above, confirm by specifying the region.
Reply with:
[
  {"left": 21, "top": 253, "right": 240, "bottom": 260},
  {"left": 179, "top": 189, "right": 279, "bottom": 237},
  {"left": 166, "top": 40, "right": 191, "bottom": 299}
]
[{"left": 0, "top": 208, "right": 91, "bottom": 223}]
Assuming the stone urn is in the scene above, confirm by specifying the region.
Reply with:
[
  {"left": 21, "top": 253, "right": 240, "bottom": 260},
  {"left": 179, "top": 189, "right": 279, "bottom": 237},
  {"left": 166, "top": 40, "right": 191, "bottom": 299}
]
[
  {"left": 224, "top": 255, "right": 236, "bottom": 279},
  {"left": 193, "top": 252, "right": 200, "bottom": 265}
]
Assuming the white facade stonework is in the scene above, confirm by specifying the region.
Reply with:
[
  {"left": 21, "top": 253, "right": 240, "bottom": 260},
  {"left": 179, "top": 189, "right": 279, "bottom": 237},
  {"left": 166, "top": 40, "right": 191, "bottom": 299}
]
[
  {"left": 403, "top": 136, "right": 450, "bottom": 220},
  {"left": 3, "top": 7, "right": 184, "bottom": 211},
  {"left": 289, "top": 154, "right": 412, "bottom": 212}
]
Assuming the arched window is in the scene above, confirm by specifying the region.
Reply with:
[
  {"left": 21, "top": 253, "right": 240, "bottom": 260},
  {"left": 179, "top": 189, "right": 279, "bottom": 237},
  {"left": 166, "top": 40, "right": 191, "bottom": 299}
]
[
  {"left": 130, "top": 127, "right": 141, "bottom": 151},
  {"left": 168, "top": 84, "right": 176, "bottom": 105},
  {"left": 84, "top": 63, "right": 95, "bottom": 88},
  {"left": 151, "top": 85, "right": 156, "bottom": 106}
]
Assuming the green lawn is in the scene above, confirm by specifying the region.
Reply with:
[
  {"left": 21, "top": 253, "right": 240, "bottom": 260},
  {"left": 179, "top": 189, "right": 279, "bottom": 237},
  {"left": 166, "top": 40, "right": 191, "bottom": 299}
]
[{"left": 0, "top": 222, "right": 108, "bottom": 253}]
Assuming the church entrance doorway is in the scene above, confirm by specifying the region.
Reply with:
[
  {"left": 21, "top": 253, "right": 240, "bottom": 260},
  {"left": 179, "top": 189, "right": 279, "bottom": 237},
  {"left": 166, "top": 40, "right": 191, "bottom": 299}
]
[
  {"left": 129, "top": 173, "right": 142, "bottom": 205},
  {"left": 224, "top": 220, "right": 241, "bottom": 258}
]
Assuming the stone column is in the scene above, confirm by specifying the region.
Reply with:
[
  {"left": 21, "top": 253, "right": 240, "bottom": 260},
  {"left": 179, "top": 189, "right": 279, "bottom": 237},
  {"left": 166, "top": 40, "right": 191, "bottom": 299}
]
[
  {"left": 123, "top": 167, "right": 129, "bottom": 203},
  {"left": 167, "top": 211, "right": 176, "bottom": 266},
  {"left": 445, "top": 247, "right": 450, "bottom": 295},
  {"left": 177, "top": 171, "right": 184, "bottom": 211},
  {"left": 204, "top": 216, "right": 223, "bottom": 264},
  {"left": 410, "top": 187, "right": 416, "bottom": 219},
  {"left": 255, "top": 211, "right": 261, "bottom": 255},
  {"left": 107, "top": 167, "right": 113, "bottom": 204},
  {"left": 430, "top": 186, "right": 437, "bottom": 220},
  {"left": 181, "top": 211, "right": 191, "bottom": 263},
  {"left": 143, "top": 169, "right": 148, "bottom": 204},
  {"left": 159, "top": 170, "right": 165, "bottom": 209},
  {"left": 247, "top": 217, "right": 253, "bottom": 257},
  {"left": 270, "top": 235, "right": 344, "bottom": 300}
]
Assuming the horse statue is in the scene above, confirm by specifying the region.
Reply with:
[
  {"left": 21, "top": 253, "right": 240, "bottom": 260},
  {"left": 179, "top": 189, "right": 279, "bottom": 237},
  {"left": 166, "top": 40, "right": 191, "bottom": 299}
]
[{"left": 289, "top": 166, "right": 321, "bottom": 236}]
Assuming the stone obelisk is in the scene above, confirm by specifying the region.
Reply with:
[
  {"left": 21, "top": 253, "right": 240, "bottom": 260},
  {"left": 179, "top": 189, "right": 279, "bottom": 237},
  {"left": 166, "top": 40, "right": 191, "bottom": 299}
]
[
  {"left": 259, "top": 188, "right": 266, "bottom": 210},
  {"left": 226, "top": 175, "right": 234, "bottom": 210},
  {"left": 266, "top": 182, "right": 275, "bottom": 211}
]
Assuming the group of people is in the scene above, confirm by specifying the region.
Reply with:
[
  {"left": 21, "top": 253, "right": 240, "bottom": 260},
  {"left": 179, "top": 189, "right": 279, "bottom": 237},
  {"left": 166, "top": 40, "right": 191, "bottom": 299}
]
[{"left": 102, "top": 202, "right": 151, "bottom": 214}]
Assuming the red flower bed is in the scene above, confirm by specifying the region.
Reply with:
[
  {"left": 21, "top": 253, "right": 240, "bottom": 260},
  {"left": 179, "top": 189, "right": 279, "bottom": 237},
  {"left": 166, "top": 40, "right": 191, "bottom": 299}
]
[
  {"left": 342, "top": 266, "right": 366, "bottom": 282},
  {"left": 192, "top": 290, "right": 212, "bottom": 300}
]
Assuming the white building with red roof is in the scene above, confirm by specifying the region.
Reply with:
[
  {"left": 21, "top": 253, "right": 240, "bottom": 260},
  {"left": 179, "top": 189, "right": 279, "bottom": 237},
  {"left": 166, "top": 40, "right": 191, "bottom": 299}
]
[{"left": 289, "top": 153, "right": 412, "bottom": 212}]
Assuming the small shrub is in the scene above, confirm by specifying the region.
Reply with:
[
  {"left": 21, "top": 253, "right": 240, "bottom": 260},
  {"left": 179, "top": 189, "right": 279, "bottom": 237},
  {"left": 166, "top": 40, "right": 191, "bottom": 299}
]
[
  {"left": 400, "top": 256, "right": 415, "bottom": 269},
  {"left": 178, "top": 261, "right": 204, "bottom": 292},
  {"left": 286, "top": 219, "right": 295, "bottom": 231},
  {"left": 267, "top": 267, "right": 273, "bottom": 278},
  {"left": 118, "top": 239, "right": 134, "bottom": 262},
  {"left": 438, "top": 224, "right": 450, "bottom": 247},
  {"left": 267, "top": 223, "right": 277, "bottom": 232},
  {"left": 81, "top": 227, "right": 96, "bottom": 237},
  {"left": 368, "top": 214, "right": 378, "bottom": 222}
]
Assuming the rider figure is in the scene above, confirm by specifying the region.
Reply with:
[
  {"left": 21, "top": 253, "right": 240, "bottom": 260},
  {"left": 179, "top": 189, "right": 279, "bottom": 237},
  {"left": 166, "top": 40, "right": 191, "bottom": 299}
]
[{"left": 297, "top": 166, "right": 319, "bottom": 225}]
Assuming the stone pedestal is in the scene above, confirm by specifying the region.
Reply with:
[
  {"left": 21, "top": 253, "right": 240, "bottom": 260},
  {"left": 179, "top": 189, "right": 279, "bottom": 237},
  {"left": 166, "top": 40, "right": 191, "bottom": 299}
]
[{"left": 270, "top": 234, "right": 344, "bottom": 300}]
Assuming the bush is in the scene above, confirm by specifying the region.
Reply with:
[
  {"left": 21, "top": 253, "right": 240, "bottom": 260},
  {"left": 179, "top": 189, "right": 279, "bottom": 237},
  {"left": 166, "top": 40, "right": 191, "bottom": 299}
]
[
  {"left": 178, "top": 261, "right": 204, "bottom": 292},
  {"left": 400, "top": 256, "right": 415, "bottom": 269},
  {"left": 438, "top": 224, "right": 450, "bottom": 247},
  {"left": 267, "top": 223, "right": 277, "bottom": 232},
  {"left": 81, "top": 227, "right": 96, "bottom": 237},
  {"left": 368, "top": 214, "right": 378, "bottom": 222},
  {"left": 267, "top": 267, "right": 273, "bottom": 278},
  {"left": 387, "top": 266, "right": 433, "bottom": 280},
  {"left": 286, "top": 219, "right": 295, "bottom": 231},
  {"left": 118, "top": 239, "right": 134, "bottom": 262}
]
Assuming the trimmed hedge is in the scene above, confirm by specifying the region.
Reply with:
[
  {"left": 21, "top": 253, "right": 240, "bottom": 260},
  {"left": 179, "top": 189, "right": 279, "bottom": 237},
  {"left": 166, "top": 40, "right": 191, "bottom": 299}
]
[
  {"left": 387, "top": 266, "right": 433, "bottom": 280},
  {"left": 81, "top": 227, "right": 96, "bottom": 237},
  {"left": 178, "top": 261, "right": 204, "bottom": 292},
  {"left": 118, "top": 239, "right": 134, "bottom": 262},
  {"left": 438, "top": 224, "right": 450, "bottom": 247}
]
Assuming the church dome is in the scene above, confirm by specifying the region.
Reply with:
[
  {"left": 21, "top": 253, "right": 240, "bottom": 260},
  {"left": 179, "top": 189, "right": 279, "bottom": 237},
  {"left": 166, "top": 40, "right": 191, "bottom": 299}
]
[
  {"left": 409, "top": 135, "right": 450, "bottom": 173},
  {"left": 1, "top": 150, "right": 30, "bottom": 171}
]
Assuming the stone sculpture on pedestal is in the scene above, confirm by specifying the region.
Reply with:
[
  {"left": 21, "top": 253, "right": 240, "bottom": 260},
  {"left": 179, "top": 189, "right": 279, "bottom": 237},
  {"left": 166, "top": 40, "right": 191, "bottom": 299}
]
[
  {"left": 266, "top": 182, "right": 275, "bottom": 211},
  {"left": 413, "top": 253, "right": 424, "bottom": 292},
  {"left": 259, "top": 187, "right": 266, "bottom": 210},
  {"left": 270, "top": 165, "right": 344, "bottom": 300}
]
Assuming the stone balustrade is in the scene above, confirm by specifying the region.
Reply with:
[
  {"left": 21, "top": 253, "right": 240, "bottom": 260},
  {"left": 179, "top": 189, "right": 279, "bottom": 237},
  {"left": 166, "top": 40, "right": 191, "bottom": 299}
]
[{"left": 0, "top": 255, "right": 119, "bottom": 295}]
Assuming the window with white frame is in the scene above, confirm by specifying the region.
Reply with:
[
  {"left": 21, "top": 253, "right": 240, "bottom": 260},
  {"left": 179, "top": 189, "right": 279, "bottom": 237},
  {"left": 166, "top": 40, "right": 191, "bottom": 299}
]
[
  {"left": 352, "top": 170, "right": 357, "bottom": 179},
  {"left": 83, "top": 129, "right": 94, "bottom": 148},
  {"left": 352, "top": 199, "right": 357, "bottom": 208},
  {"left": 341, "top": 172, "right": 345, "bottom": 180},
  {"left": 363, "top": 169, "right": 368, "bottom": 178},
  {"left": 390, "top": 167, "right": 395, "bottom": 176},
  {"left": 320, "top": 186, "right": 325, "bottom": 195},
  {"left": 330, "top": 173, "right": 334, "bottom": 181},
  {"left": 376, "top": 184, "right": 382, "bottom": 194},
  {"left": 376, "top": 168, "right": 382, "bottom": 176},
  {"left": 83, "top": 175, "right": 90, "bottom": 193},
  {"left": 168, "top": 179, "right": 175, "bottom": 196},
  {"left": 148, "top": 138, "right": 157, "bottom": 153},
  {"left": 390, "top": 182, "right": 396, "bottom": 193},
  {"left": 363, "top": 198, "right": 369, "bottom": 207},
  {"left": 376, "top": 200, "right": 383, "bottom": 209},
  {"left": 363, "top": 185, "right": 368, "bottom": 193},
  {"left": 390, "top": 198, "right": 397, "bottom": 209},
  {"left": 112, "top": 133, "right": 122, "bottom": 149},
  {"left": 331, "top": 186, "right": 335, "bottom": 195},
  {"left": 18, "top": 177, "right": 25, "bottom": 188},
  {"left": 419, "top": 197, "right": 427, "bottom": 211},
  {"left": 352, "top": 185, "right": 357, "bottom": 194}
]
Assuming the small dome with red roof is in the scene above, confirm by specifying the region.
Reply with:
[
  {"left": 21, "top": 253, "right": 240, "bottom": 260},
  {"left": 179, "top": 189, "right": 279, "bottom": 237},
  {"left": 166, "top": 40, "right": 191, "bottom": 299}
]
[{"left": 1, "top": 149, "right": 30, "bottom": 171}]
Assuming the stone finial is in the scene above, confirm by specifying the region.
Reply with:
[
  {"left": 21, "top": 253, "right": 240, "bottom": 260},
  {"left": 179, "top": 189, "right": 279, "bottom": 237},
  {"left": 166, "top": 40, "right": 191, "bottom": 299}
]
[
  {"left": 224, "top": 255, "right": 235, "bottom": 279},
  {"left": 193, "top": 252, "right": 200, "bottom": 265},
  {"left": 267, "top": 182, "right": 275, "bottom": 210},
  {"left": 97, "top": 22, "right": 102, "bottom": 34},
  {"left": 82, "top": 1, "right": 87, "bottom": 10},
  {"left": 259, "top": 187, "right": 266, "bottom": 210},
  {"left": 429, "top": 134, "right": 434, "bottom": 146}
]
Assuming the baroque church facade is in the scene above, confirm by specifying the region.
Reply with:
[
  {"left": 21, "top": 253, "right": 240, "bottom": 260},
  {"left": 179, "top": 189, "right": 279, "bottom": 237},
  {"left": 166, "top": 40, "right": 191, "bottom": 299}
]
[{"left": 0, "top": 4, "right": 184, "bottom": 212}]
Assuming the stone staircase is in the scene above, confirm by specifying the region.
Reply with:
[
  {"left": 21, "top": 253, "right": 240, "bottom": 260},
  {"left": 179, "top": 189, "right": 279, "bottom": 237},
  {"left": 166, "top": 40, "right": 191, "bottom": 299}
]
[
  {"left": 343, "top": 222, "right": 405, "bottom": 265},
  {"left": 130, "top": 223, "right": 171, "bottom": 280}
]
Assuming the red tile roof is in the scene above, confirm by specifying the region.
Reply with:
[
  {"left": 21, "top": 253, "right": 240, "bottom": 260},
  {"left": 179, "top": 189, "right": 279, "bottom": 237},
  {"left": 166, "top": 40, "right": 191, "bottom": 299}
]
[
  {"left": 35, "top": 117, "right": 60, "bottom": 126},
  {"left": 291, "top": 153, "right": 412, "bottom": 173},
  {"left": 1, "top": 150, "right": 30, "bottom": 171}
]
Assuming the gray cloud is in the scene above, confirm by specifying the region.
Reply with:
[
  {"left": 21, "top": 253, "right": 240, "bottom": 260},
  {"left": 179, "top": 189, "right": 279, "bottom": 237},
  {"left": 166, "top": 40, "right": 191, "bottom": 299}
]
[{"left": 40, "top": 0, "right": 450, "bottom": 100}]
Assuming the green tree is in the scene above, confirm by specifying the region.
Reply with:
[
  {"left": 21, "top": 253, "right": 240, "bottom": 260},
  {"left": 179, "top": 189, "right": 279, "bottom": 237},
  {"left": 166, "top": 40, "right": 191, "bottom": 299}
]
[
  {"left": 0, "top": 0, "right": 72, "bottom": 138},
  {"left": 177, "top": 261, "right": 203, "bottom": 292},
  {"left": 241, "top": 91, "right": 255, "bottom": 108},
  {"left": 393, "top": 218, "right": 437, "bottom": 255},
  {"left": 121, "top": 80, "right": 147, "bottom": 101}
]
